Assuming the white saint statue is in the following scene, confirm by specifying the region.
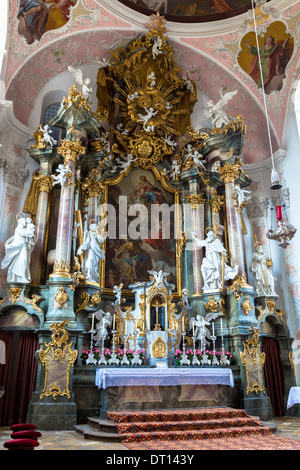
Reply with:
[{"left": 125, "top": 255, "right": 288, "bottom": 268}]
[
  {"left": 76, "top": 222, "right": 105, "bottom": 283},
  {"left": 249, "top": 244, "right": 276, "bottom": 297},
  {"left": 192, "top": 230, "right": 238, "bottom": 290},
  {"left": 1, "top": 214, "right": 36, "bottom": 283}
]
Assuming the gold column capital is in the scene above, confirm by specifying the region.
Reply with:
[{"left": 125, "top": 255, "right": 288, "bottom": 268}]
[
  {"left": 38, "top": 174, "right": 54, "bottom": 192},
  {"left": 185, "top": 192, "right": 206, "bottom": 209},
  {"left": 81, "top": 178, "right": 104, "bottom": 199},
  {"left": 217, "top": 160, "right": 242, "bottom": 184},
  {"left": 57, "top": 138, "right": 86, "bottom": 164}
]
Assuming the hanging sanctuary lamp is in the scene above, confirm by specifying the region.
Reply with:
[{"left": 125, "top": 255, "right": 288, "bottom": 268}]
[{"left": 250, "top": 0, "right": 296, "bottom": 248}]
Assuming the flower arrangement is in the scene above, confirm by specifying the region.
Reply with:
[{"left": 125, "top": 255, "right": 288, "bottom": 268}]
[
  {"left": 80, "top": 347, "right": 146, "bottom": 365},
  {"left": 174, "top": 349, "right": 233, "bottom": 365}
]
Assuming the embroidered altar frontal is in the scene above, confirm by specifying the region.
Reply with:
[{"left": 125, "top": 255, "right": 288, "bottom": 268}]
[{"left": 96, "top": 368, "right": 234, "bottom": 418}]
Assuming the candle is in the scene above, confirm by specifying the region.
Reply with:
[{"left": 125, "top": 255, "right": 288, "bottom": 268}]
[
  {"left": 92, "top": 314, "right": 94, "bottom": 330},
  {"left": 125, "top": 319, "right": 127, "bottom": 335},
  {"left": 192, "top": 321, "right": 195, "bottom": 337},
  {"left": 220, "top": 318, "right": 223, "bottom": 332},
  {"left": 182, "top": 316, "right": 185, "bottom": 332},
  {"left": 156, "top": 308, "right": 158, "bottom": 325},
  {"left": 202, "top": 317, "right": 204, "bottom": 329},
  {"left": 102, "top": 320, "right": 105, "bottom": 335},
  {"left": 113, "top": 314, "right": 115, "bottom": 330},
  {"left": 212, "top": 322, "right": 214, "bottom": 336}
]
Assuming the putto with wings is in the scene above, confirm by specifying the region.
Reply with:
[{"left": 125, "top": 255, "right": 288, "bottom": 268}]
[{"left": 68, "top": 66, "right": 93, "bottom": 104}]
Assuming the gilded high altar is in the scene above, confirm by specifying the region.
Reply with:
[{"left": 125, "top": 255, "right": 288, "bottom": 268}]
[{"left": 1, "top": 14, "right": 289, "bottom": 427}]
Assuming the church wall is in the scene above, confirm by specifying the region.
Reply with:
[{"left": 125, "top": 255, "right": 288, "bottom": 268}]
[{"left": 281, "top": 91, "right": 300, "bottom": 383}]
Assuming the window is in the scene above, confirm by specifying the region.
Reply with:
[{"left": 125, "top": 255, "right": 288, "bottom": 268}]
[{"left": 43, "top": 103, "right": 66, "bottom": 144}]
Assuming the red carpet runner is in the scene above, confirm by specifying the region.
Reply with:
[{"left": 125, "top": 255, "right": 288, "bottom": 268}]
[{"left": 107, "top": 407, "right": 300, "bottom": 450}]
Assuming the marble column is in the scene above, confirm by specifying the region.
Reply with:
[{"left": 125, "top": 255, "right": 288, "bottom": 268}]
[
  {"left": 50, "top": 138, "right": 86, "bottom": 278},
  {"left": 218, "top": 160, "right": 247, "bottom": 278},
  {"left": 30, "top": 174, "right": 54, "bottom": 284},
  {"left": 185, "top": 181, "right": 205, "bottom": 296}
]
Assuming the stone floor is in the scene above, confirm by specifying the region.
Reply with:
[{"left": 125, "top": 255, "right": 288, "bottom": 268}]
[{"left": 0, "top": 416, "right": 300, "bottom": 450}]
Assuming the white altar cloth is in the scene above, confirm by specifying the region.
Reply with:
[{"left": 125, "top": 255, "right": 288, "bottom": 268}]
[
  {"left": 95, "top": 368, "right": 234, "bottom": 390},
  {"left": 287, "top": 387, "right": 300, "bottom": 409}
]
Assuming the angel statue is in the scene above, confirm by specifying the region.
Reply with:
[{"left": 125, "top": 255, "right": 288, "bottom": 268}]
[
  {"left": 138, "top": 107, "right": 158, "bottom": 131},
  {"left": 190, "top": 312, "right": 221, "bottom": 348},
  {"left": 68, "top": 66, "right": 93, "bottom": 103},
  {"left": 203, "top": 89, "right": 238, "bottom": 128},
  {"left": 112, "top": 283, "right": 124, "bottom": 307},
  {"left": 152, "top": 36, "right": 163, "bottom": 59},
  {"left": 148, "top": 270, "right": 169, "bottom": 287},
  {"left": 91, "top": 57, "right": 111, "bottom": 68},
  {"left": 111, "top": 154, "right": 137, "bottom": 174},
  {"left": 52, "top": 163, "right": 72, "bottom": 187},
  {"left": 90, "top": 309, "right": 112, "bottom": 344},
  {"left": 76, "top": 221, "right": 105, "bottom": 283},
  {"left": 192, "top": 229, "right": 238, "bottom": 291},
  {"left": 234, "top": 184, "right": 251, "bottom": 210},
  {"left": 185, "top": 145, "right": 206, "bottom": 171},
  {"left": 40, "top": 124, "right": 57, "bottom": 146}
]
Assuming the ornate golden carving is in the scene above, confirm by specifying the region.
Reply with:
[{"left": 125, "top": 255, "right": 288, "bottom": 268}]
[
  {"left": 62, "top": 84, "right": 92, "bottom": 113},
  {"left": 266, "top": 300, "right": 276, "bottom": 314},
  {"left": 8, "top": 287, "right": 22, "bottom": 304},
  {"left": 210, "top": 188, "right": 225, "bottom": 213},
  {"left": 31, "top": 126, "right": 46, "bottom": 149},
  {"left": 275, "top": 308, "right": 286, "bottom": 324},
  {"left": 219, "top": 297, "right": 227, "bottom": 320},
  {"left": 205, "top": 297, "right": 219, "bottom": 313},
  {"left": 23, "top": 294, "right": 43, "bottom": 315},
  {"left": 54, "top": 287, "right": 68, "bottom": 309},
  {"left": 152, "top": 336, "right": 167, "bottom": 358},
  {"left": 217, "top": 159, "right": 242, "bottom": 184},
  {"left": 242, "top": 297, "right": 253, "bottom": 315},
  {"left": 38, "top": 174, "right": 55, "bottom": 192},
  {"left": 39, "top": 321, "right": 77, "bottom": 400},
  {"left": 57, "top": 138, "right": 86, "bottom": 164},
  {"left": 256, "top": 305, "right": 266, "bottom": 322},
  {"left": 89, "top": 291, "right": 102, "bottom": 307},
  {"left": 227, "top": 275, "right": 249, "bottom": 300},
  {"left": 289, "top": 351, "right": 296, "bottom": 376},
  {"left": 240, "top": 327, "right": 266, "bottom": 395},
  {"left": 52, "top": 260, "right": 71, "bottom": 277},
  {"left": 185, "top": 193, "right": 206, "bottom": 209}
]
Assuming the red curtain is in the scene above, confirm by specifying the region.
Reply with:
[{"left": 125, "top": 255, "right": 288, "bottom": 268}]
[
  {"left": 7, "top": 332, "right": 39, "bottom": 425},
  {"left": 262, "top": 337, "right": 285, "bottom": 416},
  {"left": 0, "top": 331, "right": 14, "bottom": 425}
]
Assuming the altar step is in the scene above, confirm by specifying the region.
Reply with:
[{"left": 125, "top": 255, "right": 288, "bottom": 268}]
[
  {"left": 74, "top": 417, "right": 121, "bottom": 441},
  {"left": 106, "top": 407, "right": 276, "bottom": 444}
]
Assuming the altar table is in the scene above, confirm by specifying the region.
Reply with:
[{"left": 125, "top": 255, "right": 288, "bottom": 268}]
[
  {"left": 287, "top": 387, "right": 300, "bottom": 409},
  {"left": 95, "top": 367, "right": 234, "bottom": 390}
]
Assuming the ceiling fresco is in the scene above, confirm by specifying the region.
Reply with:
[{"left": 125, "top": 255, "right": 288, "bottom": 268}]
[{"left": 117, "top": 0, "right": 269, "bottom": 21}]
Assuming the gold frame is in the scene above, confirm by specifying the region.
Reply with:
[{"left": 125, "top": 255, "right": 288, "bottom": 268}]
[
  {"left": 39, "top": 321, "right": 77, "bottom": 400},
  {"left": 240, "top": 327, "right": 266, "bottom": 395},
  {"left": 99, "top": 164, "right": 183, "bottom": 296}
]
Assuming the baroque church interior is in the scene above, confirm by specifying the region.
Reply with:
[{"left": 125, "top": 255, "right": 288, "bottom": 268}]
[{"left": 1, "top": 0, "right": 300, "bottom": 452}]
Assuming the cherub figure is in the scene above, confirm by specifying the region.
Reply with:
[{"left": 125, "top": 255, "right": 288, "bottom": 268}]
[
  {"left": 138, "top": 107, "right": 158, "bottom": 131},
  {"left": 52, "top": 163, "right": 72, "bottom": 187},
  {"left": 40, "top": 124, "right": 57, "bottom": 146},
  {"left": 68, "top": 66, "right": 93, "bottom": 103}
]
